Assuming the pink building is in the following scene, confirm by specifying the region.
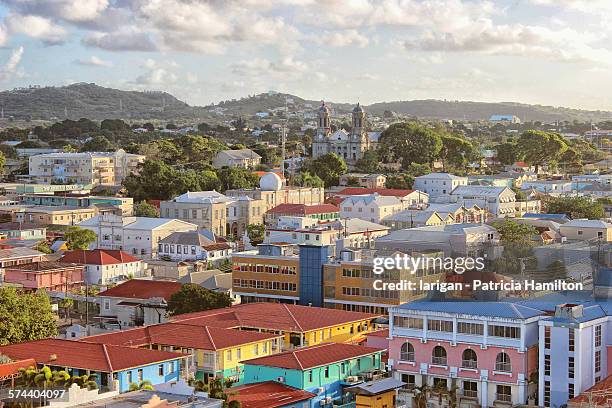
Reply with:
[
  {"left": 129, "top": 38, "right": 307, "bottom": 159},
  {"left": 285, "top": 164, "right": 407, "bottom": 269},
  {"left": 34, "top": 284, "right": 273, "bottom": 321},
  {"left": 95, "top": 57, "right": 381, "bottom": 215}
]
[
  {"left": 4, "top": 261, "right": 85, "bottom": 292},
  {"left": 389, "top": 301, "right": 542, "bottom": 408}
]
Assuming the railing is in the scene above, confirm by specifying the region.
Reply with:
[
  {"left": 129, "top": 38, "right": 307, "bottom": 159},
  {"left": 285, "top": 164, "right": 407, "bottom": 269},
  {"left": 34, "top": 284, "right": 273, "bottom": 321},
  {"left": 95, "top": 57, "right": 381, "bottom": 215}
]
[
  {"left": 400, "top": 352, "right": 415, "bottom": 362},
  {"left": 432, "top": 356, "right": 447, "bottom": 366},
  {"left": 462, "top": 360, "right": 477, "bottom": 369},
  {"left": 496, "top": 393, "right": 512, "bottom": 403},
  {"left": 463, "top": 390, "right": 478, "bottom": 398},
  {"left": 495, "top": 362, "right": 512, "bottom": 372}
]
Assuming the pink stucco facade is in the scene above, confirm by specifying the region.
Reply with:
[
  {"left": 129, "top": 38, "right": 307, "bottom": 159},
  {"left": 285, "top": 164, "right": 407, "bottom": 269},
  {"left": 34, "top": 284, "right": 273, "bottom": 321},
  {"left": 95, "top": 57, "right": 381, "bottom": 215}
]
[{"left": 4, "top": 263, "right": 84, "bottom": 291}]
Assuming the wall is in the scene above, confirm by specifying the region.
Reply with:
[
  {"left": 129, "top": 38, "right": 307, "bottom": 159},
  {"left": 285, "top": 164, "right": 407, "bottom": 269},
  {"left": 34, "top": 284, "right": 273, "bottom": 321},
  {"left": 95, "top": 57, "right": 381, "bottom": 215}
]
[{"left": 116, "top": 360, "right": 181, "bottom": 393}]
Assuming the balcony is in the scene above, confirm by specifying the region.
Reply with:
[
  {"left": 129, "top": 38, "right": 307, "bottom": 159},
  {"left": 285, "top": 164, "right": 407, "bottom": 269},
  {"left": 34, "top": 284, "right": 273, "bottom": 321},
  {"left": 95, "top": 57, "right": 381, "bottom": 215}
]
[
  {"left": 495, "top": 363, "right": 512, "bottom": 372},
  {"left": 431, "top": 357, "right": 447, "bottom": 366},
  {"left": 462, "top": 360, "right": 477, "bottom": 369}
]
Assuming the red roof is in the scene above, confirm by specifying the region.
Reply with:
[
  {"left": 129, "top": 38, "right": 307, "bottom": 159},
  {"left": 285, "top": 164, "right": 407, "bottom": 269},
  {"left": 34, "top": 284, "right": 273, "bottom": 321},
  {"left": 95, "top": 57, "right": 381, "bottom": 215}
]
[
  {"left": 0, "top": 358, "right": 36, "bottom": 380},
  {"left": 229, "top": 381, "right": 315, "bottom": 408},
  {"left": 366, "top": 329, "right": 389, "bottom": 338},
  {"left": 568, "top": 375, "right": 612, "bottom": 407},
  {"left": 171, "top": 303, "right": 380, "bottom": 332},
  {"left": 98, "top": 279, "right": 182, "bottom": 301},
  {"left": 83, "top": 323, "right": 282, "bottom": 351},
  {"left": 241, "top": 343, "right": 383, "bottom": 370},
  {"left": 59, "top": 249, "right": 142, "bottom": 265},
  {"left": 0, "top": 339, "right": 185, "bottom": 372},
  {"left": 266, "top": 203, "right": 339, "bottom": 216},
  {"left": 336, "top": 187, "right": 414, "bottom": 197}
]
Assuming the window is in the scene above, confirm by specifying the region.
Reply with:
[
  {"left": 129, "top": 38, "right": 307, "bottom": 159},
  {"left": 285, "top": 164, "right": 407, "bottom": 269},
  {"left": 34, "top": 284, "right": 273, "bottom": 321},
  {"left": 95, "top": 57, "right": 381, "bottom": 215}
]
[
  {"left": 496, "top": 385, "right": 511, "bottom": 402},
  {"left": 569, "top": 383, "right": 574, "bottom": 397},
  {"left": 236, "top": 348, "right": 241, "bottom": 360},
  {"left": 401, "top": 374, "right": 415, "bottom": 388},
  {"left": 568, "top": 357, "right": 574, "bottom": 378},
  {"left": 127, "top": 371, "right": 132, "bottom": 384},
  {"left": 595, "top": 325, "right": 602, "bottom": 347},
  {"left": 495, "top": 353, "right": 511, "bottom": 372},
  {"left": 432, "top": 346, "right": 447, "bottom": 366},
  {"left": 158, "top": 364, "right": 164, "bottom": 376},
  {"left": 393, "top": 316, "right": 423, "bottom": 329},
  {"left": 595, "top": 350, "right": 601, "bottom": 373},
  {"left": 428, "top": 319, "right": 453, "bottom": 332},
  {"left": 458, "top": 322, "right": 483, "bottom": 335},
  {"left": 544, "top": 354, "right": 550, "bottom": 376},
  {"left": 544, "top": 381, "right": 551, "bottom": 406},
  {"left": 137, "top": 369, "right": 143, "bottom": 382},
  {"left": 462, "top": 349, "right": 477, "bottom": 369},
  {"left": 400, "top": 342, "right": 415, "bottom": 362},
  {"left": 544, "top": 326, "right": 550, "bottom": 349},
  {"left": 569, "top": 328, "right": 575, "bottom": 352},
  {"left": 226, "top": 350, "right": 232, "bottom": 361},
  {"left": 308, "top": 370, "right": 313, "bottom": 382},
  {"left": 103, "top": 299, "right": 110, "bottom": 310},
  {"left": 463, "top": 381, "right": 478, "bottom": 398},
  {"left": 324, "top": 367, "right": 329, "bottom": 378},
  {"left": 488, "top": 325, "right": 520, "bottom": 339},
  {"left": 167, "top": 362, "right": 175, "bottom": 374},
  {"left": 253, "top": 344, "right": 259, "bottom": 355}
]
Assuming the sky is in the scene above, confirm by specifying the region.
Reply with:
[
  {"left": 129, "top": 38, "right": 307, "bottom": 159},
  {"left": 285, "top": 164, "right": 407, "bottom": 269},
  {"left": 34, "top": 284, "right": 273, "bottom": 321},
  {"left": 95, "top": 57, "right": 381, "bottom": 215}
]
[{"left": 0, "top": 0, "right": 611, "bottom": 109}]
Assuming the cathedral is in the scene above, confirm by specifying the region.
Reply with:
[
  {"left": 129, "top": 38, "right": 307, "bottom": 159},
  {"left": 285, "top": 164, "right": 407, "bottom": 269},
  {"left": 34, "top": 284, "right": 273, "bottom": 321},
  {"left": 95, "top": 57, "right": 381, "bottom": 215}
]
[{"left": 311, "top": 102, "right": 377, "bottom": 164}]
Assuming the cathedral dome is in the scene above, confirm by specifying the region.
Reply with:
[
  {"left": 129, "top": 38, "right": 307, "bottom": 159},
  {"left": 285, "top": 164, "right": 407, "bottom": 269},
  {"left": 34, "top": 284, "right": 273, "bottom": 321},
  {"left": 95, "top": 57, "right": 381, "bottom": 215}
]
[{"left": 260, "top": 172, "right": 283, "bottom": 191}]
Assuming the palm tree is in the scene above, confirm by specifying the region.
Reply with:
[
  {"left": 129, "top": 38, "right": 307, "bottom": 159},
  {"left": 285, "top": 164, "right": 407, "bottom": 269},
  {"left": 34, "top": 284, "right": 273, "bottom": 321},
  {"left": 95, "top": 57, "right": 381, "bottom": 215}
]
[
  {"left": 129, "top": 380, "right": 154, "bottom": 391},
  {"left": 413, "top": 384, "right": 430, "bottom": 408},
  {"left": 68, "top": 373, "right": 98, "bottom": 390}
]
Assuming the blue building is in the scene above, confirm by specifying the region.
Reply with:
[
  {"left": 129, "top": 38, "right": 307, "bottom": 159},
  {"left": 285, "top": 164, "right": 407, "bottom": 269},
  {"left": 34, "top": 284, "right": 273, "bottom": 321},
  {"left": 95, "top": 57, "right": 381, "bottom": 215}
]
[
  {"left": 298, "top": 245, "right": 329, "bottom": 307},
  {"left": 0, "top": 338, "right": 186, "bottom": 393}
]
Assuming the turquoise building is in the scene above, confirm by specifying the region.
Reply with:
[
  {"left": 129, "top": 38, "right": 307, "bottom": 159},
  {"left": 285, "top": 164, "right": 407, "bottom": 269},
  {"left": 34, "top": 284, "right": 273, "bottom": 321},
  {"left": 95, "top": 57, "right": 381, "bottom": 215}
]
[{"left": 241, "top": 343, "right": 384, "bottom": 408}]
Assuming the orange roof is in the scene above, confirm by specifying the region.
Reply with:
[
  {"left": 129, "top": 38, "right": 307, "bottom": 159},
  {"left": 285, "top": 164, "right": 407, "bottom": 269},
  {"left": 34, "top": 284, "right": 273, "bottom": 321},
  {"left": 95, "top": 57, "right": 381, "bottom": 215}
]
[
  {"left": 59, "top": 249, "right": 142, "bottom": 265},
  {"left": 367, "top": 329, "right": 389, "bottom": 338},
  {"left": 171, "top": 303, "right": 380, "bottom": 332},
  {"left": 0, "top": 358, "right": 36, "bottom": 380},
  {"left": 336, "top": 187, "right": 414, "bottom": 197},
  {"left": 82, "top": 323, "right": 282, "bottom": 351},
  {"left": 266, "top": 203, "right": 339, "bottom": 216},
  {"left": 568, "top": 375, "right": 612, "bottom": 407},
  {"left": 0, "top": 339, "right": 185, "bottom": 372},
  {"left": 241, "top": 343, "right": 383, "bottom": 370},
  {"left": 229, "top": 381, "right": 315, "bottom": 408},
  {"left": 98, "top": 279, "right": 182, "bottom": 301}
]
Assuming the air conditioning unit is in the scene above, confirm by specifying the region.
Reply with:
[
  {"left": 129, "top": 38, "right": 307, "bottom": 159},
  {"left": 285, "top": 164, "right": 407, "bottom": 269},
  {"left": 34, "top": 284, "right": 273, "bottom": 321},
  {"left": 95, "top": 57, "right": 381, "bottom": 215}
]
[{"left": 277, "top": 376, "right": 285, "bottom": 383}]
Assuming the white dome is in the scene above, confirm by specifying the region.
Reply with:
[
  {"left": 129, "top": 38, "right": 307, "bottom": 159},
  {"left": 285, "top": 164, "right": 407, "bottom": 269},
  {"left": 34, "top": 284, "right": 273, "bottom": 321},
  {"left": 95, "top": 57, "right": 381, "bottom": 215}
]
[{"left": 260, "top": 172, "right": 283, "bottom": 191}]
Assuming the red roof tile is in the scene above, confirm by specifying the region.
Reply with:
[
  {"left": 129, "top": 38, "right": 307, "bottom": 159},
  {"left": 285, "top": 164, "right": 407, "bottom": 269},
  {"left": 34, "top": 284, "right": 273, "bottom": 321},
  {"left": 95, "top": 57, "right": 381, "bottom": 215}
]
[
  {"left": 59, "top": 249, "right": 142, "bottom": 265},
  {"left": 568, "top": 375, "right": 612, "bottom": 407},
  {"left": 266, "top": 203, "right": 339, "bottom": 216},
  {"left": 171, "top": 303, "right": 380, "bottom": 332},
  {"left": 83, "top": 323, "right": 282, "bottom": 351},
  {"left": 366, "top": 329, "right": 389, "bottom": 338},
  {"left": 98, "top": 279, "right": 182, "bottom": 301},
  {"left": 241, "top": 343, "right": 382, "bottom": 370},
  {"left": 229, "top": 381, "right": 315, "bottom": 408},
  {"left": 0, "top": 339, "right": 185, "bottom": 372},
  {"left": 336, "top": 187, "right": 414, "bottom": 197},
  {"left": 0, "top": 359, "right": 36, "bottom": 379}
]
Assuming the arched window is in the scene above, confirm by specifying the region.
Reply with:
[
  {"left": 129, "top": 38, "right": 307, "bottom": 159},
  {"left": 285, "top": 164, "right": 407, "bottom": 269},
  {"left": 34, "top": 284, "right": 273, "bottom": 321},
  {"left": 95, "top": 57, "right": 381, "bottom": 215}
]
[
  {"left": 495, "top": 352, "right": 511, "bottom": 372},
  {"left": 462, "top": 349, "right": 478, "bottom": 369},
  {"left": 400, "top": 342, "right": 415, "bottom": 362},
  {"left": 432, "top": 346, "right": 447, "bottom": 366}
]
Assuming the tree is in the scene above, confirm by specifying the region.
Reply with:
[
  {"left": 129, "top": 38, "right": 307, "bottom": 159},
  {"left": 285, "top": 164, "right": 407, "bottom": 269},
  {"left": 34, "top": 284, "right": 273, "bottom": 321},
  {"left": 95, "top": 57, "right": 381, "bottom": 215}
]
[
  {"left": 544, "top": 196, "right": 605, "bottom": 220},
  {"left": 439, "top": 134, "right": 477, "bottom": 171},
  {"left": 0, "top": 287, "right": 58, "bottom": 345},
  {"left": 495, "top": 142, "right": 521, "bottom": 165},
  {"left": 307, "top": 153, "right": 347, "bottom": 187},
  {"left": 64, "top": 226, "right": 97, "bottom": 250},
  {"left": 491, "top": 219, "right": 538, "bottom": 244},
  {"left": 378, "top": 122, "right": 442, "bottom": 168},
  {"left": 123, "top": 160, "right": 179, "bottom": 201},
  {"left": 516, "top": 130, "right": 569, "bottom": 171},
  {"left": 217, "top": 167, "right": 259, "bottom": 191},
  {"left": 59, "top": 297, "right": 74, "bottom": 320},
  {"left": 129, "top": 380, "right": 154, "bottom": 391},
  {"left": 80, "top": 136, "right": 114, "bottom": 152},
  {"left": 134, "top": 201, "right": 159, "bottom": 217},
  {"left": 385, "top": 173, "right": 414, "bottom": 189},
  {"left": 167, "top": 284, "right": 233, "bottom": 316},
  {"left": 247, "top": 224, "right": 264, "bottom": 245},
  {"left": 100, "top": 119, "right": 130, "bottom": 132},
  {"left": 293, "top": 171, "right": 324, "bottom": 188},
  {"left": 354, "top": 150, "right": 380, "bottom": 173}
]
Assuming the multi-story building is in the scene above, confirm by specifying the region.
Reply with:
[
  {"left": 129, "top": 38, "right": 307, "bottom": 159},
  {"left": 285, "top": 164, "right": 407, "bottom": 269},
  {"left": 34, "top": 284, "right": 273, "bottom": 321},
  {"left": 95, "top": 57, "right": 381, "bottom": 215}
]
[
  {"left": 449, "top": 185, "right": 518, "bottom": 218},
  {"left": 22, "top": 194, "right": 133, "bottom": 216},
  {"left": 264, "top": 203, "right": 339, "bottom": 226},
  {"left": 559, "top": 219, "right": 612, "bottom": 242},
  {"left": 3, "top": 261, "right": 85, "bottom": 292},
  {"left": 0, "top": 222, "right": 46, "bottom": 240},
  {"left": 241, "top": 343, "right": 384, "bottom": 408},
  {"left": 414, "top": 173, "right": 469, "bottom": 198},
  {"left": 59, "top": 249, "right": 147, "bottom": 285},
  {"left": 334, "top": 187, "right": 428, "bottom": 208},
  {"left": 389, "top": 300, "right": 542, "bottom": 408},
  {"left": 311, "top": 103, "right": 376, "bottom": 164},
  {"left": 340, "top": 194, "right": 404, "bottom": 224},
  {"left": 212, "top": 148, "right": 261, "bottom": 169},
  {"left": 12, "top": 205, "right": 99, "bottom": 225},
  {"left": 28, "top": 150, "right": 145, "bottom": 187},
  {"left": 78, "top": 214, "right": 198, "bottom": 258},
  {"left": 339, "top": 173, "right": 387, "bottom": 189},
  {"left": 157, "top": 231, "right": 232, "bottom": 265}
]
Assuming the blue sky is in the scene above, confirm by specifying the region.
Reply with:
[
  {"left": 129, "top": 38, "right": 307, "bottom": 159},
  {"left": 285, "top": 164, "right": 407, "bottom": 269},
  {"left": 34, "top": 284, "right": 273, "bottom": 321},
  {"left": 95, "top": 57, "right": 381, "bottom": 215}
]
[{"left": 0, "top": 0, "right": 611, "bottom": 109}]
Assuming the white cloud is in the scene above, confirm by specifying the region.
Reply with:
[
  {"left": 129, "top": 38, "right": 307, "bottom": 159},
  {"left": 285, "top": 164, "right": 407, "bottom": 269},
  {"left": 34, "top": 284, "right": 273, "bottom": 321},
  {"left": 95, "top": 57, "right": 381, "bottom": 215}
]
[
  {"left": 231, "top": 57, "right": 309, "bottom": 76},
  {"left": 357, "top": 73, "right": 380, "bottom": 80},
  {"left": 74, "top": 55, "right": 112, "bottom": 67},
  {"left": 6, "top": 14, "right": 67, "bottom": 45},
  {"left": 82, "top": 30, "right": 158, "bottom": 52},
  {"left": 318, "top": 29, "right": 369, "bottom": 48},
  {"left": 0, "top": 46, "right": 24, "bottom": 81},
  {"left": 133, "top": 59, "right": 179, "bottom": 86}
]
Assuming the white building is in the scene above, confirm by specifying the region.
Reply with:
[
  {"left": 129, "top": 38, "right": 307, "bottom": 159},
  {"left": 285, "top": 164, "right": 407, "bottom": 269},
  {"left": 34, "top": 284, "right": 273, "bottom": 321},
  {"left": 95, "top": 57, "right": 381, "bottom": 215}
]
[
  {"left": 59, "top": 249, "right": 147, "bottom": 285},
  {"left": 77, "top": 214, "right": 198, "bottom": 258},
  {"left": 414, "top": 173, "right": 469, "bottom": 198},
  {"left": 157, "top": 230, "right": 232, "bottom": 265},
  {"left": 212, "top": 149, "right": 261, "bottom": 169},
  {"left": 340, "top": 193, "right": 404, "bottom": 224},
  {"left": 28, "top": 149, "right": 145, "bottom": 186},
  {"left": 450, "top": 185, "right": 518, "bottom": 218}
]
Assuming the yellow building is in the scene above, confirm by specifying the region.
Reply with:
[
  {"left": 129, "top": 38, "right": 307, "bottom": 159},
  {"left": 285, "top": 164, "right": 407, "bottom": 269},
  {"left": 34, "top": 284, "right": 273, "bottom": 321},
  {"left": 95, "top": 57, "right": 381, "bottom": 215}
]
[{"left": 346, "top": 378, "right": 406, "bottom": 408}]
